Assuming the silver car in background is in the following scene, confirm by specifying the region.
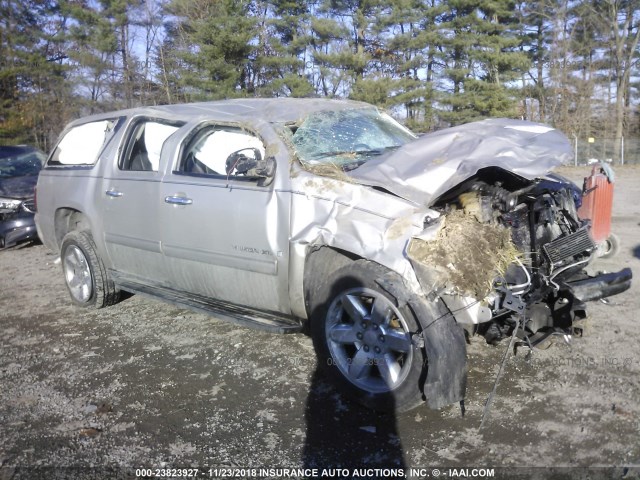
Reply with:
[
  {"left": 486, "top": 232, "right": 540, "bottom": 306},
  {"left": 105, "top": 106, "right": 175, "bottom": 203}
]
[{"left": 35, "top": 99, "right": 631, "bottom": 412}]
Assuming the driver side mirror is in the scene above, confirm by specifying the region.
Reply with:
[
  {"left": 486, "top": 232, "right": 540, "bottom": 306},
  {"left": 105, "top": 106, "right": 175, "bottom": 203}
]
[{"left": 225, "top": 148, "right": 276, "bottom": 186}]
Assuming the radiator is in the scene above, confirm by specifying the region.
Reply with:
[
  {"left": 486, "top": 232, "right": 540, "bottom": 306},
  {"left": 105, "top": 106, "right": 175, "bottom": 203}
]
[{"left": 542, "top": 227, "right": 595, "bottom": 265}]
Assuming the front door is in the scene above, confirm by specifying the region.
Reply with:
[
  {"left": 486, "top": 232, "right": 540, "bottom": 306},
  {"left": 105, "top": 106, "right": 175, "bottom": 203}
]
[{"left": 159, "top": 124, "right": 290, "bottom": 313}]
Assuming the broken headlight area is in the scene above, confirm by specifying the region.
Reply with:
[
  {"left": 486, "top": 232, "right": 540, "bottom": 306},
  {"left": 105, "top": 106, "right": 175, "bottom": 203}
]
[
  {"left": 0, "top": 197, "right": 35, "bottom": 218},
  {"left": 408, "top": 173, "right": 632, "bottom": 348},
  {"left": 0, "top": 197, "right": 24, "bottom": 214},
  {"left": 0, "top": 198, "right": 38, "bottom": 249}
]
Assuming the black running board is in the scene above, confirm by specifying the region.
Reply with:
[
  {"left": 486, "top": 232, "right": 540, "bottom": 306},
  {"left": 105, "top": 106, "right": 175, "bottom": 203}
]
[{"left": 111, "top": 273, "right": 303, "bottom": 334}]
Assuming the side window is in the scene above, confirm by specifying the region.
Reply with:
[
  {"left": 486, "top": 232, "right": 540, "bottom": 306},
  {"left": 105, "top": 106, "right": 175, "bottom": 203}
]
[
  {"left": 120, "top": 120, "right": 181, "bottom": 172},
  {"left": 49, "top": 119, "right": 120, "bottom": 166},
  {"left": 179, "top": 127, "right": 266, "bottom": 178}
]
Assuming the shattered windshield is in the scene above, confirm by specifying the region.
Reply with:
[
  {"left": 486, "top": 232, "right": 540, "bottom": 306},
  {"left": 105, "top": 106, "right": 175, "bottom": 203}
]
[
  {"left": 291, "top": 108, "right": 416, "bottom": 171},
  {"left": 0, "top": 147, "right": 44, "bottom": 178}
]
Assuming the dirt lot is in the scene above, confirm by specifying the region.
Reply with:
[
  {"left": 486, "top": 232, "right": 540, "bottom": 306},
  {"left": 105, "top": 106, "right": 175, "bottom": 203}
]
[{"left": 1, "top": 166, "right": 639, "bottom": 479}]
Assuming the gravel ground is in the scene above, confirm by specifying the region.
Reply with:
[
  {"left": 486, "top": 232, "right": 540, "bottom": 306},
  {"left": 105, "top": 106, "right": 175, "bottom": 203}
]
[{"left": 1, "top": 166, "right": 638, "bottom": 479}]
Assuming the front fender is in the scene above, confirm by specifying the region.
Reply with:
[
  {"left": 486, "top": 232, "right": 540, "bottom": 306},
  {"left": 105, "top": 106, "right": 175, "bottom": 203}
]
[{"left": 414, "top": 296, "right": 467, "bottom": 409}]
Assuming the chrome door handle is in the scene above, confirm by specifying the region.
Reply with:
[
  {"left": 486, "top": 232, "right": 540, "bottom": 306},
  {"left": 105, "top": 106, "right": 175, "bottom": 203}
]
[
  {"left": 105, "top": 189, "right": 123, "bottom": 197},
  {"left": 164, "top": 195, "right": 193, "bottom": 205}
]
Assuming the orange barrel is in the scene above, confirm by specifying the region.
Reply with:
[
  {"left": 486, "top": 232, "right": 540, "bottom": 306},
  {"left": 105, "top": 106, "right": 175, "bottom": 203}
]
[{"left": 577, "top": 165, "right": 614, "bottom": 244}]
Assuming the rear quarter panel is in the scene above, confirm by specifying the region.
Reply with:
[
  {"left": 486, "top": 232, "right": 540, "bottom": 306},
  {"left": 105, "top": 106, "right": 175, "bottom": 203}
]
[{"left": 35, "top": 120, "right": 127, "bottom": 262}]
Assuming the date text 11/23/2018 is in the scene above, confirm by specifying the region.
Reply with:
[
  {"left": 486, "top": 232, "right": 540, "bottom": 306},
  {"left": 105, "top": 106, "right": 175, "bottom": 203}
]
[{"left": 133, "top": 467, "right": 497, "bottom": 478}]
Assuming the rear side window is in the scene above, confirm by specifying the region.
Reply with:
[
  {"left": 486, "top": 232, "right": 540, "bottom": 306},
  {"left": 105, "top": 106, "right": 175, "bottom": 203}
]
[
  {"left": 49, "top": 119, "right": 121, "bottom": 166},
  {"left": 119, "top": 119, "right": 182, "bottom": 172}
]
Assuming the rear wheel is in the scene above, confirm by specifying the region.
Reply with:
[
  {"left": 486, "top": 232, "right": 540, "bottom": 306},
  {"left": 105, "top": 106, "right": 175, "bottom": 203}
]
[
  {"left": 61, "top": 230, "right": 120, "bottom": 308},
  {"left": 597, "top": 233, "right": 620, "bottom": 259},
  {"left": 310, "top": 260, "right": 426, "bottom": 412}
]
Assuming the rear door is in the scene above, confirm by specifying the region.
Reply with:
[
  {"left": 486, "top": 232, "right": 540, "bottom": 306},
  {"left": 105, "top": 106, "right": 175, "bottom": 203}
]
[
  {"left": 101, "top": 117, "right": 182, "bottom": 282},
  {"left": 159, "top": 123, "right": 290, "bottom": 313}
]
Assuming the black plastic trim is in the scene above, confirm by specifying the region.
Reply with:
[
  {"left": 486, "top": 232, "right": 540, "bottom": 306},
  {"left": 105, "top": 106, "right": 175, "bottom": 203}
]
[
  {"left": 565, "top": 267, "right": 632, "bottom": 302},
  {"left": 110, "top": 271, "right": 303, "bottom": 334}
]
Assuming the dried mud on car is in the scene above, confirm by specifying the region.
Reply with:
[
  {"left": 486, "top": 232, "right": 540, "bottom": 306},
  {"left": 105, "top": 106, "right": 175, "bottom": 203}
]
[
  {"left": 408, "top": 207, "right": 519, "bottom": 298},
  {"left": 1, "top": 167, "right": 639, "bottom": 476}
]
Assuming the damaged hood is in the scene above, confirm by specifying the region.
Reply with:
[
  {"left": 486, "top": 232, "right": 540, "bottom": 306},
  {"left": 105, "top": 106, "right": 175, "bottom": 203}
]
[
  {"left": 349, "top": 118, "right": 573, "bottom": 206},
  {"left": 0, "top": 174, "right": 38, "bottom": 199}
]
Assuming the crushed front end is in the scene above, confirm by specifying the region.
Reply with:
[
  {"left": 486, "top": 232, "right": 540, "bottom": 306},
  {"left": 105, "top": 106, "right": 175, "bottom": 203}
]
[{"left": 408, "top": 168, "right": 632, "bottom": 348}]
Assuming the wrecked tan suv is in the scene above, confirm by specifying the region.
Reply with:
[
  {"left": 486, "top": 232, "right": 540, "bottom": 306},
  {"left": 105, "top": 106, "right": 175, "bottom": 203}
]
[{"left": 35, "top": 98, "right": 632, "bottom": 412}]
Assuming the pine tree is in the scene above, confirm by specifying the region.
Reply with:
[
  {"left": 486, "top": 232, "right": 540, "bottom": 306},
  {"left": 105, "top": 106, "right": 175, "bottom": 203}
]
[
  {"left": 161, "top": 0, "right": 256, "bottom": 100},
  {"left": 519, "top": 0, "right": 556, "bottom": 123},
  {"left": 0, "top": 0, "right": 72, "bottom": 149},
  {"left": 438, "top": 0, "right": 530, "bottom": 125},
  {"left": 255, "top": 0, "right": 314, "bottom": 97},
  {"left": 310, "top": 0, "right": 386, "bottom": 97},
  {"left": 362, "top": 0, "right": 446, "bottom": 131}
]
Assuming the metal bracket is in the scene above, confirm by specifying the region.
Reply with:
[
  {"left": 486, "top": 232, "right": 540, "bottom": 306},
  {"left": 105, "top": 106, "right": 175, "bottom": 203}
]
[{"left": 498, "top": 287, "right": 526, "bottom": 314}]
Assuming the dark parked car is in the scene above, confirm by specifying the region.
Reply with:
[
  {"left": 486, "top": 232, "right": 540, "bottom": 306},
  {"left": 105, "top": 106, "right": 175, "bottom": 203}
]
[{"left": 0, "top": 145, "right": 45, "bottom": 248}]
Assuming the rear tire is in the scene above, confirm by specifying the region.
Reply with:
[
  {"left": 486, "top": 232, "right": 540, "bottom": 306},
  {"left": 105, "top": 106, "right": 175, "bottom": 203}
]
[
  {"left": 61, "top": 230, "right": 120, "bottom": 308},
  {"left": 310, "top": 260, "right": 426, "bottom": 412}
]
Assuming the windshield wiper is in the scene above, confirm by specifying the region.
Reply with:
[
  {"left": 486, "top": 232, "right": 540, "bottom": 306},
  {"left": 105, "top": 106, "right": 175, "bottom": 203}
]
[
  {"left": 342, "top": 159, "right": 369, "bottom": 172},
  {"left": 311, "top": 145, "right": 401, "bottom": 159},
  {"left": 310, "top": 150, "right": 366, "bottom": 159}
]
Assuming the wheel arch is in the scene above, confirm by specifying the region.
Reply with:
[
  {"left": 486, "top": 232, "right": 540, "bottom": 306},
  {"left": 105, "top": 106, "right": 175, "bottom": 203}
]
[
  {"left": 54, "top": 208, "right": 92, "bottom": 250},
  {"left": 303, "top": 245, "right": 363, "bottom": 319}
]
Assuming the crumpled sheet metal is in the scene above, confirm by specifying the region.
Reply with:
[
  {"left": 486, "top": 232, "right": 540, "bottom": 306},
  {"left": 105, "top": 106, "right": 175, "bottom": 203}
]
[
  {"left": 350, "top": 118, "right": 573, "bottom": 206},
  {"left": 289, "top": 168, "right": 438, "bottom": 297},
  {"left": 290, "top": 167, "right": 503, "bottom": 325}
]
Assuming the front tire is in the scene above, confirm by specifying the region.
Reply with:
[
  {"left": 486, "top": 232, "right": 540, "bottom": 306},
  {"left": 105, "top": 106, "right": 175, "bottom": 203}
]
[
  {"left": 61, "top": 230, "right": 120, "bottom": 308},
  {"left": 310, "top": 260, "right": 426, "bottom": 412}
]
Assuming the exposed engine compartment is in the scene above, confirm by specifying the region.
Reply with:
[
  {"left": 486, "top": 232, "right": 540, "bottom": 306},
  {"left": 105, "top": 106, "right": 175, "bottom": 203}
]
[{"left": 428, "top": 168, "right": 631, "bottom": 347}]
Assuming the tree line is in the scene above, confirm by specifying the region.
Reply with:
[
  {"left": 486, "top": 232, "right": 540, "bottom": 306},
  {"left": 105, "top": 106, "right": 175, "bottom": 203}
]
[{"left": 1, "top": 0, "right": 638, "bottom": 156}]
